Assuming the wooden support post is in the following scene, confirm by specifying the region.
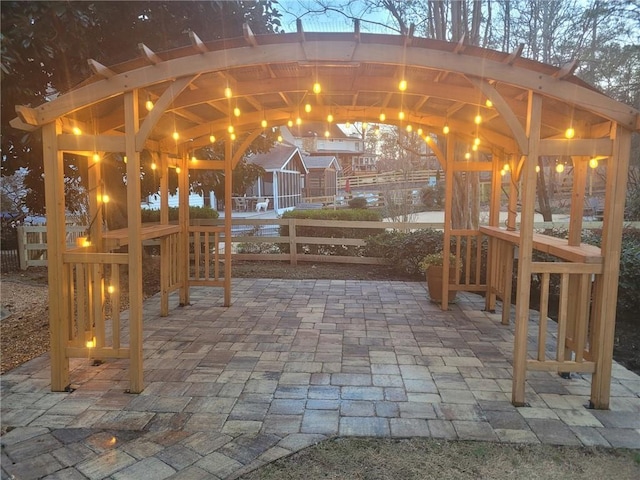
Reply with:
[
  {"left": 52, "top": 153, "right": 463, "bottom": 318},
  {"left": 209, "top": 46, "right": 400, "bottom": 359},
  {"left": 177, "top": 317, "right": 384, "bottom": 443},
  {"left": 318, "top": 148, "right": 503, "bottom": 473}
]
[
  {"left": 590, "top": 126, "right": 631, "bottom": 409},
  {"left": 160, "top": 154, "right": 170, "bottom": 315},
  {"left": 43, "top": 120, "right": 70, "bottom": 391},
  {"left": 289, "top": 218, "right": 297, "bottom": 265},
  {"left": 512, "top": 92, "right": 542, "bottom": 407},
  {"left": 441, "top": 134, "right": 455, "bottom": 310},
  {"left": 178, "top": 154, "right": 190, "bottom": 306},
  {"left": 124, "top": 90, "right": 144, "bottom": 394},
  {"left": 485, "top": 153, "right": 503, "bottom": 312},
  {"left": 568, "top": 156, "right": 588, "bottom": 246},
  {"left": 224, "top": 140, "right": 233, "bottom": 307}
]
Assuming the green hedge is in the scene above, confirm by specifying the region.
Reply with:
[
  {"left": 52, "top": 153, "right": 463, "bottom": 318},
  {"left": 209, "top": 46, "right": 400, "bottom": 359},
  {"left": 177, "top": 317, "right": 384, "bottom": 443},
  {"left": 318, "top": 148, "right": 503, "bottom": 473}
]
[
  {"left": 280, "top": 208, "right": 383, "bottom": 256},
  {"left": 140, "top": 206, "right": 219, "bottom": 223}
]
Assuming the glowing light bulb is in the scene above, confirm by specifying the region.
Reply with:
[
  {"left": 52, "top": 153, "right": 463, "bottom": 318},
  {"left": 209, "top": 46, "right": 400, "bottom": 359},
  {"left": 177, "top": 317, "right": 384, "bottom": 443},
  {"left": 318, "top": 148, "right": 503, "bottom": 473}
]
[
  {"left": 287, "top": 119, "right": 293, "bottom": 128},
  {"left": 227, "top": 125, "right": 234, "bottom": 134},
  {"left": 406, "top": 124, "right": 412, "bottom": 132},
  {"left": 209, "top": 134, "right": 216, "bottom": 143},
  {"left": 417, "top": 128, "right": 423, "bottom": 136},
  {"left": 472, "top": 144, "right": 478, "bottom": 151},
  {"left": 230, "top": 133, "right": 236, "bottom": 140},
  {"left": 261, "top": 119, "right": 268, "bottom": 128},
  {"left": 107, "top": 285, "right": 115, "bottom": 294},
  {"left": 379, "top": 112, "right": 386, "bottom": 122},
  {"left": 474, "top": 137, "right": 481, "bottom": 146},
  {"left": 424, "top": 136, "right": 431, "bottom": 143},
  {"left": 277, "top": 135, "right": 283, "bottom": 142},
  {"left": 151, "top": 163, "right": 157, "bottom": 171},
  {"left": 93, "top": 153, "right": 100, "bottom": 163},
  {"left": 72, "top": 127, "right": 82, "bottom": 135},
  {"left": 304, "top": 103, "right": 312, "bottom": 113},
  {"left": 123, "top": 156, "right": 127, "bottom": 164},
  {"left": 362, "top": 122, "right": 368, "bottom": 130},
  {"left": 398, "top": 111, "right": 405, "bottom": 120},
  {"left": 500, "top": 169, "right": 507, "bottom": 177},
  {"left": 535, "top": 165, "right": 541, "bottom": 173},
  {"left": 172, "top": 131, "right": 179, "bottom": 141},
  {"left": 465, "top": 152, "right": 471, "bottom": 160},
  {"left": 345, "top": 121, "right": 351, "bottom": 129},
  {"left": 589, "top": 158, "right": 599, "bottom": 169},
  {"left": 102, "top": 194, "right": 110, "bottom": 204},
  {"left": 443, "top": 124, "right": 450, "bottom": 135},
  {"left": 86, "top": 338, "right": 95, "bottom": 348},
  {"left": 324, "top": 130, "right": 330, "bottom": 138},
  {"left": 233, "top": 107, "right": 241, "bottom": 117},
  {"left": 224, "top": 87, "right": 232, "bottom": 98},
  {"left": 556, "top": 163, "right": 565, "bottom": 173},
  {"left": 474, "top": 114, "right": 482, "bottom": 125},
  {"left": 191, "top": 156, "right": 197, "bottom": 163},
  {"left": 175, "top": 166, "right": 181, "bottom": 174},
  {"left": 398, "top": 79, "right": 407, "bottom": 91},
  {"left": 313, "top": 82, "right": 322, "bottom": 94},
  {"left": 295, "top": 117, "right": 302, "bottom": 125},
  {"left": 503, "top": 163, "right": 510, "bottom": 171},
  {"left": 327, "top": 114, "right": 334, "bottom": 123},
  {"left": 565, "top": 127, "right": 575, "bottom": 139},
  {"left": 145, "top": 99, "right": 154, "bottom": 111},
  {"left": 485, "top": 99, "right": 493, "bottom": 108}
]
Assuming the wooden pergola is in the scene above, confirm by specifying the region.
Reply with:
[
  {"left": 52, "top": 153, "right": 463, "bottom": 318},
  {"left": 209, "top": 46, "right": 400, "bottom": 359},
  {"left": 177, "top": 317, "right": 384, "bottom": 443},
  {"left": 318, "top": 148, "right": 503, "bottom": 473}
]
[{"left": 11, "top": 24, "right": 639, "bottom": 408}]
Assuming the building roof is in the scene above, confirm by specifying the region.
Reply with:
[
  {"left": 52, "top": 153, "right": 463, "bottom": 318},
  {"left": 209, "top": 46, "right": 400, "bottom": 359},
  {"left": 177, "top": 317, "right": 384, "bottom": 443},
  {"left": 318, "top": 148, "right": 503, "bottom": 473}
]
[
  {"left": 247, "top": 143, "right": 309, "bottom": 173},
  {"left": 304, "top": 155, "right": 341, "bottom": 171}
]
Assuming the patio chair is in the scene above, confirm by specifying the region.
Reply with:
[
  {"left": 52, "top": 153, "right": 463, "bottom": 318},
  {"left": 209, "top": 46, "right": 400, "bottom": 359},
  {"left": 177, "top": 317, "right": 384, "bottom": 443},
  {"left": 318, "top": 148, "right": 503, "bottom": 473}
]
[{"left": 234, "top": 197, "right": 248, "bottom": 212}]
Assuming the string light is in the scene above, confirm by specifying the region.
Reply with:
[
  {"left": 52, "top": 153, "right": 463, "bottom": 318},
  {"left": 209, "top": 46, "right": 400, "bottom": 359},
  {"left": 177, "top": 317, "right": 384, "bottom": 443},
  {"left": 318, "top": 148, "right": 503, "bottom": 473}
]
[
  {"left": 230, "top": 132, "right": 237, "bottom": 140},
  {"left": 86, "top": 338, "right": 95, "bottom": 349},
  {"left": 464, "top": 152, "right": 471, "bottom": 160},
  {"left": 102, "top": 194, "right": 110, "bottom": 204},
  {"left": 313, "top": 82, "right": 322, "bottom": 94},
  {"left": 107, "top": 285, "right": 115, "bottom": 294},
  {"left": 324, "top": 130, "right": 330, "bottom": 138},
  {"left": 485, "top": 99, "right": 493, "bottom": 108},
  {"left": 406, "top": 124, "right": 412, "bottom": 132},
  {"left": 191, "top": 156, "right": 197, "bottom": 163},
  {"left": 398, "top": 111, "right": 405, "bottom": 120},
  {"left": 345, "top": 121, "right": 351, "bottom": 128},
  {"left": 287, "top": 119, "right": 294, "bottom": 128},
  {"left": 443, "top": 123, "right": 450, "bottom": 135},
  {"left": 327, "top": 114, "right": 334, "bottom": 123},
  {"left": 535, "top": 165, "right": 541, "bottom": 173},
  {"left": 565, "top": 127, "right": 575, "bottom": 139},
  {"left": 417, "top": 128, "right": 423, "bottom": 136},
  {"left": 362, "top": 121, "right": 368, "bottom": 130},
  {"left": 472, "top": 144, "right": 478, "bottom": 151},
  {"left": 172, "top": 131, "right": 179, "bottom": 141},
  {"left": 500, "top": 169, "right": 507, "bottom": 177},
  {"left": 277, "top": 134, "right": 283, "bottom": 142},
  {"left": 304, "top": 103, "right": 312, "bottom": 113},
  {"left": 209, "top": 134, "right": 216, "bottom": 143},
  {"left": 503, "top": 163, "right": 510, "bottom": 171},
  {"left": 261, "top": 119, "right": 268, "bottom": 128},
  {"left": 145, "top": 96, "right": 154, "bottom": 111},
  {"left": 92, "top": 153, "right": 100, "bottom": 163},
  {"left": 227, "top": 125, "right": 234, "bottom": 134},
  {"left": 73, "top": 127, "right": 82, "bottom": 135},
  {"left": 379, "top": 112, "right": 386, "bottom": 122},
  {"left": 589, "top": 158, "right": 599, "bottom": 169},
  {"left": 150, "top": 163, "right": 157, "bottom": 171},
  {"left": 398, "top": 79, "right": 407, "bottom": 91},
  {"left": 556, "top": 163, "right": 565, "bottom": 173},
  {"left": 224, "top": 86, "right": 232, "bottom": 98},
  {"left": 233, "top": 107, "right": 241, "bottom": 117},
  {"left": 175, "top": 166, "right": 181, "bottom": 174},
  {"left": 295, "top": 117, "right": 302, "bottom": 126},
  {"left": 474, "top": 114, "right": 482, "bottom": 125}
]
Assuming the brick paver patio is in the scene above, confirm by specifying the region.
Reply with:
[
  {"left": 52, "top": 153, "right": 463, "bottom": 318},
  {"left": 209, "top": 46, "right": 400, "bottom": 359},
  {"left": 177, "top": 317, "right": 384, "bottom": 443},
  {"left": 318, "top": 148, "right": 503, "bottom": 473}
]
[{"left": 2, "top": 279, "right": 639, "bottom": 479}]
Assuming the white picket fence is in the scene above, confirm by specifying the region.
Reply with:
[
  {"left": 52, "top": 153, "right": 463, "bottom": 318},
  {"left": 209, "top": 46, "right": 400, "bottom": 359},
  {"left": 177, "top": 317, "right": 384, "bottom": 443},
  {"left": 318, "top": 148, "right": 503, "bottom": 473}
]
[{"left": 16, "top": 225, "right": 87, "bottom": 270}]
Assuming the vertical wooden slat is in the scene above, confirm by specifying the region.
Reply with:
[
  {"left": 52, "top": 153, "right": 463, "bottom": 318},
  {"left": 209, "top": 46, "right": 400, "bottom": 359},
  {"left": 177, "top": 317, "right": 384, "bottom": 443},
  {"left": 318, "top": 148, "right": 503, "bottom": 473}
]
[
  {"left": 124, "top": 89, "right": 144, "bottom": 393},
  {"left": 92, "top": 264, "right": 104, "bottom": 349},
  {"left": 76, "top": 264, "right": 87, "bottom": 346},
  {"left": 556, "top": 273, "right": 570, "bottom": 362},
  {"left": 512, "top": 92, "right": 542, "bottom": 406},
  {"left": 501, "top": 243, "right": 514, "bottom": 326},
  {"left": 204, "top": 231, "right": 211, "bottom": 280},
  {"left": 194, "top": 231, "right": 201, "bottom": 280},
  {"left": 574, "top": 273, "right": 591, "bottom": 362},
  {"left": 485, "top": 155, "right": 504, "bottom": 311},
  {"left": 537, "top": 273, "right": 550, "bottom": 361},
  {"left": 441, "top": 134, "right": 455, "bottom": 309},
  {"left": 568, "top": 157, "right": 588, "bottom": 246},
  {"left": 111, "top": 264, "right": 120, "bottom": 349},
  {"left": 464, "top": 235, "right": 471, "bottom": 285},
  {"left": 179, "top": 155, "right": 190, "bottom": 305},
  {"left": 591, "top": 126, "right": 631, "bottom": 409},
  {"left": 214, "top": 231, "right": 220, "bottom": 280},
  {"left": 160, "top": 236, "right": 169, "bottom": 316},
  {"left": 475, "top": 234, "right": 482, "bottom": 286},
  {"left": 289, "top": 218, "right": 298, "bottom": 266}
]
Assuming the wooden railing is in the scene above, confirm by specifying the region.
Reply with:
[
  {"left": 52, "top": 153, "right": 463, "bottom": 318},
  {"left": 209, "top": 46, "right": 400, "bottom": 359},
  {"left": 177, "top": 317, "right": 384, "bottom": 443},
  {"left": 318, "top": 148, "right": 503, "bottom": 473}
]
[
  {"left": 449, "top": 229, "right": 487, "bottom": 294},
  {"left": 338, "top": 169, "right": 440, "bottom": 189},
  {"left": 61, "top": 249, "right": 130, "bottom": 361},
  {"left": 189, "top": 225, "right": 225, "bottom": 287}
]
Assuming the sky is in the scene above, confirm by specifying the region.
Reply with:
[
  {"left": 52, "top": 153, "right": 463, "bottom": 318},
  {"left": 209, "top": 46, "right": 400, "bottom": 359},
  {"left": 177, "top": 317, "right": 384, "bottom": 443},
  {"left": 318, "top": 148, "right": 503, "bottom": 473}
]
[{"left": 277, "top": 0, "right": 399, "bottom": 34}]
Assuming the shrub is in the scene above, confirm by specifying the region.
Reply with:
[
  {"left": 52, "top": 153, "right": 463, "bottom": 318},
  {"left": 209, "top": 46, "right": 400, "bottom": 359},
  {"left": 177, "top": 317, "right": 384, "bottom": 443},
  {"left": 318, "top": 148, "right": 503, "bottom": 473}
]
[
  {"left": 420, "top": 184, "right": 445, "bottom": 210},
  {"left": 348, "top": 197, "right": 368, "bottom": 209},
  {"left": 364, "top": 229, "right": 444, "bottom": 276},
  {"left": 279, "top": 208, "right": 383, "bottom": 256},
  {"left": 140, "top": 206, "right": 219, "bottom": 223}
]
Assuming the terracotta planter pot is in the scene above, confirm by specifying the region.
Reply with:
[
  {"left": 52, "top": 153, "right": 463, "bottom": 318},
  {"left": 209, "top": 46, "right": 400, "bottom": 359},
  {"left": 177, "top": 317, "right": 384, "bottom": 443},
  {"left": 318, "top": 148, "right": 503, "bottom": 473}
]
[{"left": 425, "top": 265, "right": 458, "bottom": 303}]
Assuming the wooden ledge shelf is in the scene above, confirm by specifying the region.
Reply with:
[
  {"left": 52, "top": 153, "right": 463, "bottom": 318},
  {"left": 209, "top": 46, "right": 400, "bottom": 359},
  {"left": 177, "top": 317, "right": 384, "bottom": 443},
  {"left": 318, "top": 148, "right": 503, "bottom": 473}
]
[
  {"left": 103, "top": 224, "right": 181, "bottom": 249},
  {"left": 479, "top": 225, "right": 602, "bottom": 264}
]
